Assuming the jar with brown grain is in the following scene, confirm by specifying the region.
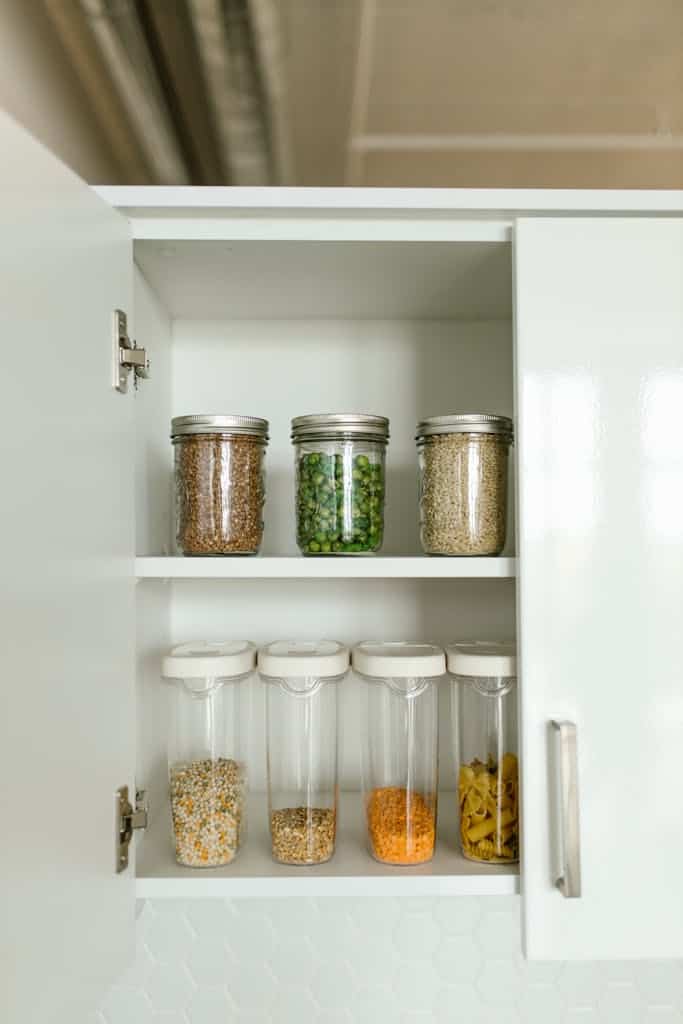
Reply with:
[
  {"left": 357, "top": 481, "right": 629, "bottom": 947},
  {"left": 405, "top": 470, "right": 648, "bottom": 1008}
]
[
  {"left": 416, "top": 414, "right": 513, "bottom": 556},
  {"left": 172, "top": 415, "right": 268, "bottom": 556}
]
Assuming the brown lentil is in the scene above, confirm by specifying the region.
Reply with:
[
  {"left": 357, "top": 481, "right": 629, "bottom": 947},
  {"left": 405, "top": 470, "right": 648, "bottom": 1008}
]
[
  {"left": 270, "top": 806, "right": 336, "bottom": 864},
  {"left": 420, "top": 433, "right": 508, "bottom": 555},
  {"left": 174, "top": 433, "right": 265, "bottom": 555},
  {"left": 170, "top": 757, "right": 245, "bottom": 867}
]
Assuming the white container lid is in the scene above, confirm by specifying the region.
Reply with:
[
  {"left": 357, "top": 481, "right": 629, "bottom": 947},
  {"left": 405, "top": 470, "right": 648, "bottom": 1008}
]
[
  {"left": 353, "top": 641, "right": 446, "bottom": 678},
  {"left": 446, "top": 640, "right": 516, "bottom": 677},
  {"left": 162, "top": 640, "right": 256, "bottom": 679},
  {"left": 258, "top": 640, "right": 349, "bottom": 678}
]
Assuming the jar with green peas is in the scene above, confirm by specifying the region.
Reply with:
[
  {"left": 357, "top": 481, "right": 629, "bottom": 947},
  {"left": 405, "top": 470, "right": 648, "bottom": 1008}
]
[{"left": 291, "top": 414, "right": 389, "bottom": 555}]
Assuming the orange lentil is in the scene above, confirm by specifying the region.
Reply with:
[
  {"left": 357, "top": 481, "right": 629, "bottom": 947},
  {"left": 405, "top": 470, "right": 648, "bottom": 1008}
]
[{"left": 366, "top": 786, "right": 436, "bottom": 865}]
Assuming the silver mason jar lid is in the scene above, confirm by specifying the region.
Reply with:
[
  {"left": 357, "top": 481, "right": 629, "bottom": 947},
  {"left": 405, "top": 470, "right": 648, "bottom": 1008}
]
[
  {"left": 416, "top": 413, "right": 513, "bottom": 442},
  {"left": 171, "top": 414, "right": 269, "bottom": 440},
  {"left": 291, "top": 413, "right": 390, "bottom": 443}
]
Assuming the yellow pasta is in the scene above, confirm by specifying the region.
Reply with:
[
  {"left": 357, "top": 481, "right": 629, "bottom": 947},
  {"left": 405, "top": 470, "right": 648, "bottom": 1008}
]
[{"left": 458, "top": 754, "right": 519, "bottom": 863}]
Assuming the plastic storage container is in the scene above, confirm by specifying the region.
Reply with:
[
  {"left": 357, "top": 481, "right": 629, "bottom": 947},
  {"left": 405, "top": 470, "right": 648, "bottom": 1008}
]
[
  {"left": 259, "top": 640, "right": 348, "bottom": 865},
  {"left": 447, "top": 641, "right": 519, "bottom": 864},
  {"left": 416, "top": 413, "right": 513, "bottom": 556},
  {"left": 172, "top": 414, "right": 268, "bottom": 555},
  {"left": 292, "top": 414, "right": 389, "bottom": 555},
  {"left": 353, "top": 642, "right": 445, "bottom": 865},
  {"left": 162, "top": 640, "right": 255, "bottom": 867}
]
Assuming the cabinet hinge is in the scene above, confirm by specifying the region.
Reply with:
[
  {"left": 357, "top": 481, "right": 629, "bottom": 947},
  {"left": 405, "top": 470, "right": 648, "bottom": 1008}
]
[
  {"left": 116, "top": 785, "right": 148, "bottom": 873},
  {"left": 112, "top": 309, "right": 150, "bottom": 393}
]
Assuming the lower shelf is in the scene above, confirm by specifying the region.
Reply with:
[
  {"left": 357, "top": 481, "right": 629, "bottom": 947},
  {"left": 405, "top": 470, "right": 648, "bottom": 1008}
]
[{"left": 136, "top": 792, "right": 519, "bottom": 898}]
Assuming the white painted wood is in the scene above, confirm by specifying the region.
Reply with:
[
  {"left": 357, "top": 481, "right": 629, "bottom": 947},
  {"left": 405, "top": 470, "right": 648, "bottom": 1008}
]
[
  {"left": 136, "top": 791, "right": 519, "bottom": 898},
  {"left": 0, "top": 114, "right": 135, "bottom": 1021},
  {"left": 136, "top": 556, "right": 516, "bottom": 579},
  {"left": 129, "top": 219, "right": 511, "bottom": 243},
  {"left": 134, "top": 239, "right": 512, "bottom": 318},
  {"left": 94, "top": 184, "right": 683, "bottom": 213},
  {"left": 515, "top": 218, "right": 683, "bottom": 959}
]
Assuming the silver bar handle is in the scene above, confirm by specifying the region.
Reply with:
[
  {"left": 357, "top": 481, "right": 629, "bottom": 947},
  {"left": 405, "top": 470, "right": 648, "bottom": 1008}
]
[{"left": 551, "top": 720, "right": 582, "bottom": 899}]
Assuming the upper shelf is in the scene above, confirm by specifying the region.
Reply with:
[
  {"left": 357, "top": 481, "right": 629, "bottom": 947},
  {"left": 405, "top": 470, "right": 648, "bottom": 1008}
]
[{"left": 136, "top": 556, "right": 516, "bottom": 580}]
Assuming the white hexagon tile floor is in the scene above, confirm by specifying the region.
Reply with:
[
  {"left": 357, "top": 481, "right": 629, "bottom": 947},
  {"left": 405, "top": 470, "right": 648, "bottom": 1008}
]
[{"left": 94, "top": 897, "right": 683, "bottom": 1023}]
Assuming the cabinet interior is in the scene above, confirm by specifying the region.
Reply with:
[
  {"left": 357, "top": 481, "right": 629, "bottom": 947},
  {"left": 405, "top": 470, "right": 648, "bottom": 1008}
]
[{"left": 132, "top": 234, "right": 518, "bottom": 893}]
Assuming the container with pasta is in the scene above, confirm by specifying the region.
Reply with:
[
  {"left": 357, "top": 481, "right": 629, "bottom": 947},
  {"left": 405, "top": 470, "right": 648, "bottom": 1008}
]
[{"left": 447, "top": 642, "right": 519, "bottom": 864}]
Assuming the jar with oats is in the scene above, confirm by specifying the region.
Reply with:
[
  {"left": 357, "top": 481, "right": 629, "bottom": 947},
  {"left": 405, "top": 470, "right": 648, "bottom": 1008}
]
[
  {"left": 259, "top": 641, "right": 348, "bottom": 865},
  {"left": 353, "top": 642, "right": 445, "bottom": 865},
  {"left": 416, "top": 414, "right": 513, "bottom": 556},
  {"left": 447, "top": 641, "right": 519, "bottom": 865},
  {"left": 162, "top": 641, "right": 255, "bottom": 868},
  {"left": 172, "top": 414, "right": 268, "bottom": 555}
]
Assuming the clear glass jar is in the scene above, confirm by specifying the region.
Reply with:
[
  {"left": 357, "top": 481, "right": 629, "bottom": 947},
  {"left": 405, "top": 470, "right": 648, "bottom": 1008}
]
[
  {"left": 416, "top": 414, "right": 513, "bottom": 556},
  {"left": 291, "top": 414, "right": 389, "bottom": 555},
  {"left": 447, "top": 641, "right": 519, "bottom": 864},
  {"left": 353, "top": 642, "right": 445, "bottom": 865},
  {"left": 259, "top": 641, "right": 348, "bottom": 865},
  {"left": 172, "top": 414, "right": 268, "bottom": 556},
  {"left": 162, "top": 640, "right": 255, "bottom": 867}
]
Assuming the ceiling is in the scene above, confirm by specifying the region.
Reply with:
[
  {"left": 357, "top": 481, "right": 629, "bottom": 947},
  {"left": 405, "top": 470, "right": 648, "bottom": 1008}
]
[{"left": 45, "top": 0, "right": 683, "bottom": 187}]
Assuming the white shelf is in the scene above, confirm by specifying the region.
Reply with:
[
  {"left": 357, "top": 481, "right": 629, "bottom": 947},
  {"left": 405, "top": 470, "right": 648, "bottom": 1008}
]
[
  {"left": 135, "top": 555, "right": 517, "bottom": 580},
  {"left": 136, "top": 792, "right": 519, "bottom": 899}
]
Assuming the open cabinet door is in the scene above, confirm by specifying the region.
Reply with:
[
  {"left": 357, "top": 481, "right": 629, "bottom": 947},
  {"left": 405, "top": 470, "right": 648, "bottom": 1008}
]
[
  {"left": 515, "top": 217, "right": 683, "bottom": 959},
  {"left": 0, "top": 114, "right": 135, "bottom": 1021}
]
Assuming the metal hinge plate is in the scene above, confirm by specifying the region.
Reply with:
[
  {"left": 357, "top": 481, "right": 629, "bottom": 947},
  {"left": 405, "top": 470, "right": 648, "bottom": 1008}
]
[
  {"left": 112, "top": 309, "right": 150, "bottom": 393},
  {"left": 116, "top": 785, "right": 148, "bottom": 873}
]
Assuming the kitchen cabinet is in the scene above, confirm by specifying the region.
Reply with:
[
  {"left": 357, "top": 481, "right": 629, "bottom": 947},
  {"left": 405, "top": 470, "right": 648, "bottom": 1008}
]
[{"left": 1, "top": 110, "right": 682, "bottom": 1021}]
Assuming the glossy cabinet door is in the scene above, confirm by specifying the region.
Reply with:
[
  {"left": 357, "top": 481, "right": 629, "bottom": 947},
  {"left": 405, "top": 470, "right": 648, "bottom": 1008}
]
[
  {"left": 515, "top": 217, "right": 683, "bottom": 959},
  {"left": 0, "top": 113, "right": 136, "bottom": 1021}
]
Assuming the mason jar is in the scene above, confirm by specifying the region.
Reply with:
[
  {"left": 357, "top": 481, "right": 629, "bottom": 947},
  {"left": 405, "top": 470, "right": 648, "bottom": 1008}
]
[
  {"left": 353, "top": 642, "right": 445, "bottom": 865},
  {"left": 291, "top": 414, "right": 389, "bottom": 555},
  {"left": 162, "top": 640, "right": 255, "bottom": 867},
  {"left": 172, "top": 414, "right": 268, "bottom": 555},
  {"left": 416, "top": 414, "right": 513, "bottom": 556},
  {"left": 447, "top": 641, "right": 519, "bottom": 864},
  {"left": 259, "top": 640, "right": 349, "bottom": 865}
]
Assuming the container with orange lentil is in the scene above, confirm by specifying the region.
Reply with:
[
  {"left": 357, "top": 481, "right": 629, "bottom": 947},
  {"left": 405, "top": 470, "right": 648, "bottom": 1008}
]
[
  {"left": 162, "top": 640, "right": 255, "bottom": 868},
  {"left": 353, "top": 642, "right": 445, "bottom": 866}
]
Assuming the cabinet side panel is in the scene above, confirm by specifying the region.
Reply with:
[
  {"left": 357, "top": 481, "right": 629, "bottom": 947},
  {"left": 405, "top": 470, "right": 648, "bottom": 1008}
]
[{"left": 515, "top": 217, "right": 683, "bottom": 959}]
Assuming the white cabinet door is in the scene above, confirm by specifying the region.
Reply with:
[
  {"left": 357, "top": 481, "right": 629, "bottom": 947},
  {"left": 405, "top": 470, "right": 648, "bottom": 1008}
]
[
  {"left": 0, "top": 114, "right": 135, "bottom": 1021},
  {"left": 515, "top": 217, "right": 683, "bottom": 959}
]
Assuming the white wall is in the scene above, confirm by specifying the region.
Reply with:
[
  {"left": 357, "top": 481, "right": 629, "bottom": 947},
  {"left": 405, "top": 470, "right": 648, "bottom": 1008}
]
[{"left": 0, "top": 1, "right": 121, "bottom": 184}]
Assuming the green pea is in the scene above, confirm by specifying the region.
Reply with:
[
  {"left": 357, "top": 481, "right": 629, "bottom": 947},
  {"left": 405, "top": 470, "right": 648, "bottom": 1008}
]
[
  {"left": 355, "top": 454, "right": 369, "bottom": 469},
  {"left": 308, "top": 540, "right": 321, "bottom": 552},
  {"left": 320, "top": 540, "right": 331, "bottom": 553}
]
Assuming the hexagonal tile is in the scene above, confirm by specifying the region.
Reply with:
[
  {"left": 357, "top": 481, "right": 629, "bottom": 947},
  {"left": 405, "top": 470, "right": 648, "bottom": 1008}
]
[
  {"left": 267, "top": 935, "right": 319, "bottom": 985},
  {"left": 474, "top": 957, "right": 522, "bottom": 1006},
  {"left": 516, "top": 957, "right": 563, "bottom": 987},
  {"left": 311, "top": 963, "right": 355, "bottom": 1011},
  {"left": 474, "top": 910, "right": 520, "bottom": 958},
  {"left": 186, "top": 936, "right": 231, "bottom": 987},
  {"left": 394, "top": 913, "right": 441, "bottom": 959},
  {"left": 151, "top": 1014, "right": 189, "bottom": 1024},
  {"left": 352, "top": 985, "right": 399, "bottom": 1024},
  {"left": 634, "top": 961, "right": 683, "bottom": 1007},
  {"left": 186, "top": 986, "right": 231, "bottom": 1024},
  {"left": 144, "top": 911, "right": 195, "bottom": 965},
  {"left": 100, "top": 987, "right": 153, "bottom": 1024},
  {"left": 480, "top": 1007, "right": 521, "bottom": 1024},
  {"left": 517, "top": 983, "right": 565, "bottom": 1024},
  {"left": 348, "top": 897, "right": 401, "bottom": 941},
  {"left": 185, "top": 901, "right": 232, "bottom": 937},
  {"left": 557, "top": 963, "right": 604, "bottom": 1007},
  {"left": 392, "top": 962, "right": 441, "bottom": 1012},
  {"left": 277, "top": 986, "right": 319, "bottom": 1020},
  {"left": 314, "top": 1012, "right": 352, "bottom": 1024},
  {"left": 433, "top": 983, "right": 483, "bottom": 1022},
  {"left": 643, "top": 1009, "right": 683, "bottom": 1023},
  {"left": 434, "top": 935, "right": 483, "bottom": 984},
  {"left": 226, "top": 911, "right": 277, "bottom": 963},
  {"left": 146, "top": 963, "right": 194, "bottom": 1013},
  {"left": 599, "top": 982, "right": 644, "bottom": 1024},
  {"left": 563, "top": 1009, "right": 601, "bottom": 1024},
  {"left": 434, "top": 897, "right": 483, "bottom": 937},
  {"left": 227, "top": 963, "right": 278, "bottom": 1012}
]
